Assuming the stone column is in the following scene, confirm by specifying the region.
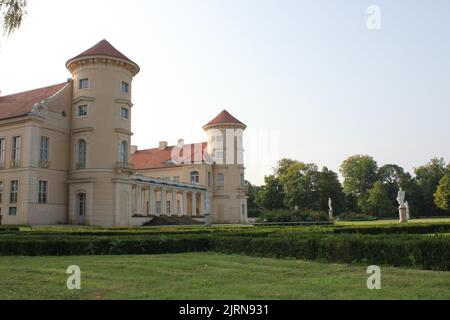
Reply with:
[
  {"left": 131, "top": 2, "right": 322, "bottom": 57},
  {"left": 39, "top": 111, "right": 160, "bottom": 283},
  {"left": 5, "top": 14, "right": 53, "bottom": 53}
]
[
  {"left": 191, "top": 192, "right": 198, "bottom": 217},
  {"left": 148, "top": 187, "right": 156, "bottom": 216},
  {"left": 135, "top": 184, "right": 142, "bottom": 216},
  {"left": 182, "top": 191, "right": 188, "bottom": 216},
  {"left": 200, "top": 192, "right": 205, "bottom": 216},
  {"left": 161, "top": 188, "right": 168, "bottom": 215},
  {"left": 172, "top": 189, "right": 178, "bottom": 216}
]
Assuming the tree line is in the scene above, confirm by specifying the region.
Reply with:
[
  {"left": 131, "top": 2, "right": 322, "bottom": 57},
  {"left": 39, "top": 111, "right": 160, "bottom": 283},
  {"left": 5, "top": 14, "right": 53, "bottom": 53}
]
[{"left": 248, "top": 156, "right": 450, "bottom": 218}]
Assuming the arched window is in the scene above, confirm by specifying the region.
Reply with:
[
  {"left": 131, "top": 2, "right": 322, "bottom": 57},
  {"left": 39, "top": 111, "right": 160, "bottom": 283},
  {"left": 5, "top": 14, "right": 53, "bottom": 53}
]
[
  {"left": 217, "top": 173, "right": 224, "bottom": 187},
  {"left": 77, "top": 139, "right": 87, "bottom": 169},
  {"left": 119, "top": 141, "right": 128, "bottom": 163},
  {"left": 191, "top": 171, "right": 200, "bottom": 184}
]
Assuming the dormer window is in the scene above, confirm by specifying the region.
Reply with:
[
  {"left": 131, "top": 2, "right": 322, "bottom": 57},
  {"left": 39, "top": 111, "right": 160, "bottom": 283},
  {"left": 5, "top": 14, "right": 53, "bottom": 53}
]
[
  {"left": 79, "top": 78, "right": 89, "bottom": 90},
  {"left": 121, "top": 81, "right": 130, "bottom": 94}
]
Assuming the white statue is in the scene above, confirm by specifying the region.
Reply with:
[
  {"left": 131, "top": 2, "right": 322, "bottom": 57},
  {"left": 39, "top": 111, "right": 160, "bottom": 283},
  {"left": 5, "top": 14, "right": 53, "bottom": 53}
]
[
  {"left": 397, "top": 188, "right": 406, "bottom": 208},
  {"left": 328, "top": 198, "right": 334, "bottom": 220},
  {"left": 397, "top": 188, "right": 407, "bottom": 223}
]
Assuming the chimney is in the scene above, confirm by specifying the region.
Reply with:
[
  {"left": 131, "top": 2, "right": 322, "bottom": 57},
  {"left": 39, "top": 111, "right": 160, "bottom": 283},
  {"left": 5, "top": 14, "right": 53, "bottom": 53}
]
[
  {"left": 159, "top": 141, "right": 168, "bottom": 150},
  {"left": 131, "top": 145, "right": 138, "bottom": 154}
]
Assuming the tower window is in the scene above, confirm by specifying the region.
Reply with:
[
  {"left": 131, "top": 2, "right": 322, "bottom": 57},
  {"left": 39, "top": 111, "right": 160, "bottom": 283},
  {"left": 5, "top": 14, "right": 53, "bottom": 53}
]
[
  {"left": 79, "top": 78, "right": 89, "bottom": 90},
  {"left": 39, "top": 181, "right": 48, "bottom": 204},
  {"left": 121, "top": 81, "right": 130, "bottom": 94},
  {"left": 77, "top": 139, "right": 87, "bottom": 169},
  {"left": 119, "top": 141, "right": 128, "bottom": 163},
  {"left": 120, "top": 107, "right": 129, "bottom": 120},
  {"left": 78, "top": 105, "right": 88, "bottom": 117}
]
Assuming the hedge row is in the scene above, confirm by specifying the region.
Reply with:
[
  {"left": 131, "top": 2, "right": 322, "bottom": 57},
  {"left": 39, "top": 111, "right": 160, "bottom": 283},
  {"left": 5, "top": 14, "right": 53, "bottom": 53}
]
[
  {"left": 0, "top": 233, "right": 448, "bottom": 271},
  {"left": 334, "top": 223, "right": 450, "bottom": 235},
  {"left": 211, "top": 235, "right": 450, "bottom": 271}
]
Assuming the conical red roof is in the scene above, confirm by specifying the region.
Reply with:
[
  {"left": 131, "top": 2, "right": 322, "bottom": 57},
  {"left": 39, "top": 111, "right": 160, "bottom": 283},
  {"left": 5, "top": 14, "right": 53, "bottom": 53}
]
[
  {"left": 67, "top": 39, "right": 137, "bottom": 67},
  {"left": 203, "top": 110, "right": 246, "bottom": 129}
]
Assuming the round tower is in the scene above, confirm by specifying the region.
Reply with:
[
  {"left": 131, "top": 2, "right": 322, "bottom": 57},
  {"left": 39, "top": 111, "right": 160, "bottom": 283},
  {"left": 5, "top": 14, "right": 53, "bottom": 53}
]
[
  {"left": 66, "top": 40, "right": 140, "bottom": 227},
  {"left": 203, "top": 110, "right": 248, "bottom": 224}
]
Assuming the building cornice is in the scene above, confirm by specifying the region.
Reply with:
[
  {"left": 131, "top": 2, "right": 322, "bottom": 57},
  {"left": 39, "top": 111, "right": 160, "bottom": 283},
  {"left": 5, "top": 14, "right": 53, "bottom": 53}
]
[{"left": 73, "top": 96, "right": 96, "bottom": 105}]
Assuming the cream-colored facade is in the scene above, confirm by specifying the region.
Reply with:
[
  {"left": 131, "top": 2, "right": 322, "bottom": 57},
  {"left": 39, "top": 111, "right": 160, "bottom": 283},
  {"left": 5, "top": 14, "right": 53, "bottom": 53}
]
[{"left": 0, "top": 40, "right": 248, "bottom": 227}]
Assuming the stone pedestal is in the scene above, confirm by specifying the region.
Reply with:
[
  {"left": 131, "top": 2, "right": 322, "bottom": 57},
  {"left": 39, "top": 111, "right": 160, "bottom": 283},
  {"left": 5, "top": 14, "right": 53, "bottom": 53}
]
[
  {"left": 204, "top": 213, "right": 213, "bottom": 227},
  {"left": 329, "top": 209, "right": 334, "bottom": 221},
  {"left": 399, "top": 207, "right": 407, "bottom": 223}
]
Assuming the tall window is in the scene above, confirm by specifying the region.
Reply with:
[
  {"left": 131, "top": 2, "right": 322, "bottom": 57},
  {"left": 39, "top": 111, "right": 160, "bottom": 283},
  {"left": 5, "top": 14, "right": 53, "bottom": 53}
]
[
  {"left": 0, "top": 181, "right": 3, "bottom": 203},
  {"left": 79, "top": 78, "right": 89, "bottom": 90},
  {"left": 215, "top": 149, "right": 224, "bottom": 162},
  {"left": 119, "top": 141, "right": 128, "bottom": 163},
  {"left": 191, "top": 171, "right": 200, "bottom": 184},
  {"left": 217, "top": 173, "right": 225, "bottom": 188},
  {"left": 12, "top": 136, "right": 21, "bottom": 167},
  {"left": 77, "top": 140, "right": 87, "bottom": 169},
  {"left": 40, "top": 137, "right": 49, "bottom": 166},
  {"left": 77, "top": 193, "right": 86, "bottom": 217},
  {"left": 39, "top": 181, "right": 48, "bottom": 204},
  {"left": 0, "top": 138, "right": 5, "bottom": 168},
  {"left": 208, "top": 172, "right": 212, "bottom": 187},
  {"left": 10, "top": 180, "right": 18, "bottom": 204},
  {"left": 121, "top": 81, "right": 129, "bottom": 94}
]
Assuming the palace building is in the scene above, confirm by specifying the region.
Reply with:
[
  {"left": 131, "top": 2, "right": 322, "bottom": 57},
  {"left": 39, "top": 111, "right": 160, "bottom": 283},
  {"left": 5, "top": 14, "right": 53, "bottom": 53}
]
[{"left": 0, "top": 40, "right": 248, "bottom": 227}]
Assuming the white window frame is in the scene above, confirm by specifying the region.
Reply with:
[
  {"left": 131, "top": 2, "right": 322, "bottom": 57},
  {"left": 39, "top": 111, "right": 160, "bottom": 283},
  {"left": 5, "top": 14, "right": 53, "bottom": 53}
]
[
  {"left": 40, "top": 137, "right": 50, "bottom": 162},
  {"left": 121, "top": 81, "right": 130, "bottom": 94},
  {"left": 79, "top": 78, "right": 90, "bottom": 90},
  {"left": 120, "top": 107, "right": 129, "bottom": 120},
  {"left": 12, "top": 136, "right": 21, "bottom": 166},
  {"left": 38, "top": 180, "right": 48, "bottom": 204},
  {"left": 10, "top": 180, "right": 18, "bottom": 204},
  {"left": 190, "top": 171, "right": 200, "bottom": 184}
]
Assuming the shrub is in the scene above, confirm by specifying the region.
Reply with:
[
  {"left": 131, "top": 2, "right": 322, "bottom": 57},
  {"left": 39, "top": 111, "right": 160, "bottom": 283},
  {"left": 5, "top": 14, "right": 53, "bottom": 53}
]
[{"left": 259, "top": 209, "right": 329, "bottom": 223}]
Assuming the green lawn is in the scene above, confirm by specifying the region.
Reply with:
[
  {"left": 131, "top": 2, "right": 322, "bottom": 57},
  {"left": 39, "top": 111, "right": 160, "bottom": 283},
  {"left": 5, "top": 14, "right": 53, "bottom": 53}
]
[{"left": 1, "top": 253, "right": 449, "bottom": 300}]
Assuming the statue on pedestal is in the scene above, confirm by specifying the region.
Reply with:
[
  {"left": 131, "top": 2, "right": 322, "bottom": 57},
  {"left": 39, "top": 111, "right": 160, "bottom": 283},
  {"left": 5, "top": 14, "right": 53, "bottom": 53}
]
[
  {"left": 397, "top": 188, "right": 407, "bottom": 223},
  {"left": 328, "top": 198, "right": 334, "bottom": 221}
]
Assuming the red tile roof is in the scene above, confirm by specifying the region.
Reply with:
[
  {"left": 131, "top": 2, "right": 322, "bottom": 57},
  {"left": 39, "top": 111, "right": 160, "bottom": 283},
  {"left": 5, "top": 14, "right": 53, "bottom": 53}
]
[
  {"left": 203, "top": 109, "right": 246, "bottom": 129},
  {"left": 67, "top": 39, "right": 136, "bottom": 65},
  {"left": 132, "top": 142, "right": 209, "bottom": 170},
  {"left": 0, "top": 82, "right": 68, "bottom": 121}
]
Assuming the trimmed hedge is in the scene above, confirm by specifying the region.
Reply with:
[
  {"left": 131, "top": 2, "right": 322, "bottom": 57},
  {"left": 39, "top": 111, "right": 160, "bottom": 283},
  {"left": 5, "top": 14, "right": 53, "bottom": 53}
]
[
  {"left": 0, "top": 232, "right": 449, "bottom": 271},
  {"left": 334, "top": 223, "right": 450, "bottom": 235}
]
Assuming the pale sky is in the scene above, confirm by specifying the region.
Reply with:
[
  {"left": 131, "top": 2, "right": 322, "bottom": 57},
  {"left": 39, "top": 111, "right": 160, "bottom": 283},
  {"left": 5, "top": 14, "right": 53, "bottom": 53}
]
[{"left": 0, "top": 0, "right": 449, "bottom": 185}]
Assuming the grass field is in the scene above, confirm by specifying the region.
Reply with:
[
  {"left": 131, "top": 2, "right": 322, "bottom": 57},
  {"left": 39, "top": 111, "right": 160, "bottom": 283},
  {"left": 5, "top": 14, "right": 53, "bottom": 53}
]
[{"left": 1, "top": 253, "right": 449, "bottom": 300}]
